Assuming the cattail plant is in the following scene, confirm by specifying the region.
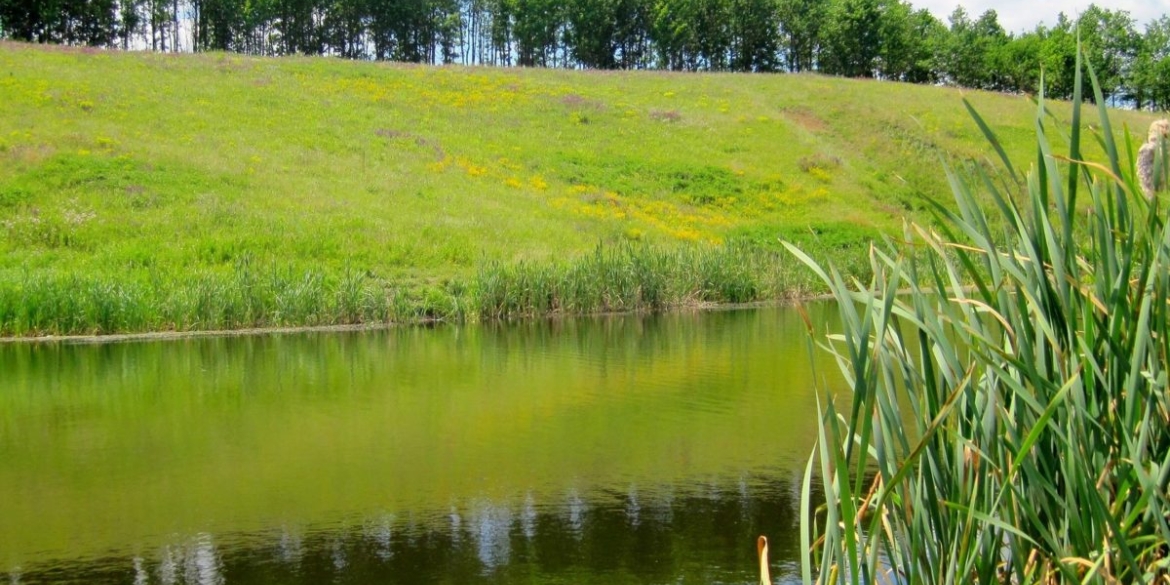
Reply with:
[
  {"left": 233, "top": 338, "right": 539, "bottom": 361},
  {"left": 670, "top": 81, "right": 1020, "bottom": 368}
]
[{"left": 791, "top": 46, "right": 1170, "bottom": 584}]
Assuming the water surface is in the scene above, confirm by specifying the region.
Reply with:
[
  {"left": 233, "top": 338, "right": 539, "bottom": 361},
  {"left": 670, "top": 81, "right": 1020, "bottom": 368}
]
[{"left": 0, "top": 305, "right": 843, "bottom": 584}]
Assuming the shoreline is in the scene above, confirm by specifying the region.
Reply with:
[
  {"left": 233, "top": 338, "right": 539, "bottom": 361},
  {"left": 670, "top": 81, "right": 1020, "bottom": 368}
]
[{"left": 0, "top": 297, "right": 826, "bottom": 345}]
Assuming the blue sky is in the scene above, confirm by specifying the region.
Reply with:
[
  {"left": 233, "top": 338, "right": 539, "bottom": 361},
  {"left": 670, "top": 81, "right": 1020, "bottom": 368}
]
[{"left": 914, "top": 0, "right": 1168, "bottom": 33}]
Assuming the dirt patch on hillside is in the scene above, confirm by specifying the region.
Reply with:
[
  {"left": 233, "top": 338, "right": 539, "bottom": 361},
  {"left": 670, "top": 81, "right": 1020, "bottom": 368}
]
[
  {"left": 781, "top": 107, "right": 828, "bottom": 132},
  {"left": 375, "top": 128, "right": 445, "bottom": 160},
  {"left": 560, "top": 93, "right": 606, "bottom": 110}
]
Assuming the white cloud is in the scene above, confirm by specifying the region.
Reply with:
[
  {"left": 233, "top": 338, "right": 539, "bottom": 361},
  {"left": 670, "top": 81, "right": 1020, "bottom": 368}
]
[{"left": 911, "top": 0, "right": 1169, "bottom": 34}]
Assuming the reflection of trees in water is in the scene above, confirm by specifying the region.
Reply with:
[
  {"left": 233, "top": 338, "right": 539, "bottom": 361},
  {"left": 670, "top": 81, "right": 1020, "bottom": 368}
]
[
  {"left": 12, "top": 475, "right": 814, "bottom": 584},
  {"left": 449, "top": 506, "right": 463, "bottom": 546},
  {"left": 276, "top": 526, "right": 304, "bottom": 567},
  {"left": 471, "top": 501, "right": 513, "bottom": 572},
  {"left": 133, "top": 557, "right": 148, "bottom": 585},
  {"left": 362, "top": 515, "right": 394, "bottom": 561},
  {"left": 520, "top": 492, "right": 537, "bottom": 540},
  {"left": 329, "top": 538, "right": 347, "bottom": 572},
  {"left": 625, "top": 485, "right": 640, "bottom": 528},
  {"left": 565, "top": 489, "right": 586, "bottom": 537},
  {"left": 156, "top": 534, "right": 225, "bottom": 585}
]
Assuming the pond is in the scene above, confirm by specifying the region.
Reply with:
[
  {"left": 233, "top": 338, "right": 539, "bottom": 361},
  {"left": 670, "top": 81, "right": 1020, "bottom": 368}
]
[{"left": 0, "top": 304, "right": 846, "bottom": 585}]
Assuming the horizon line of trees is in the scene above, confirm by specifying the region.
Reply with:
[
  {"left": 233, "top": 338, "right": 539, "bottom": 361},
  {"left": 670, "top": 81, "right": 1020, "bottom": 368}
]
[{"left": 2, "top": 0, "right": 1169, "bottom": 110}]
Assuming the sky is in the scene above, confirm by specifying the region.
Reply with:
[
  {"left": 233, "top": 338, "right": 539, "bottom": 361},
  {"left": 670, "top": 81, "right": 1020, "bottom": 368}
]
[{"left": 913, "top": 0, "right": 1169, "bottom": 33}]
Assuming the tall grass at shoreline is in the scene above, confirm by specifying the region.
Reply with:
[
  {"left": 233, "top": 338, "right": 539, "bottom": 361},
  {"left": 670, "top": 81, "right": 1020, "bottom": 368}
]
[
  {"left": 792, "top": 49, "right": 1170, "bottom": 583},
  {"left": 472, "top": 242, "right": 831, "bottom": 319},
  {"left": 0, "top": 240, "right": 873, "bottom": 336},
  {"left": 0, "top": 262, "right": 395, "bottom": 335}
]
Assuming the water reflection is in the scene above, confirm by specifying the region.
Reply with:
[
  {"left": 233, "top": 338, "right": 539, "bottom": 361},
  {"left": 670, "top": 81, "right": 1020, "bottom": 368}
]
[
  {"left": 275, "top": 526, "right": 303, "bottom": 568},
  {"left": 471, "top": 502, "right": 512, "bottom": 572},
  {"left": 11, "top": 476, "right": 815, "bottom": 584},
  {"left": 565, "top": 490, "right": 586, "bottom": 537},
  {"left": 132, "top": 557, "right": 148, "bottom": 585},
  {"left": 520, "top": 493, "right": 537, "bottom": 540},
  {"left": 0, "top": 305, "right": 842, "bottom": 584},
  {"left": 625, "top": 485, "right": 640, "bottom": 528},
  {"left": 140, "top": 534, "right": 224, "bottom": 585}
]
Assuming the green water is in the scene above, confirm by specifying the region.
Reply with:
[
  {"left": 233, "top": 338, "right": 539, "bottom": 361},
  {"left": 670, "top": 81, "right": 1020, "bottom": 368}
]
[{"left": 0, "top": 305, "right": 842, "bottom": 584}]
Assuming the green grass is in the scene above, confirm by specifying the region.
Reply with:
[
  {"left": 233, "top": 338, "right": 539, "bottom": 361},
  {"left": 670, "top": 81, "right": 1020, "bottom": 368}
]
[
  {"left": 0, "top": 42, "right": 1161, "bottom": 335},
  {"left": 793, "top": 48, "right": 1170, "bottom": 584}
]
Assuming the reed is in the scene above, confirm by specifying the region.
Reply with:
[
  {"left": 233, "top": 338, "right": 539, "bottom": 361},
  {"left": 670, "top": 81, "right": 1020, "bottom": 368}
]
[
  {"left": 469, "top": 241, "right": 840, "bottom": 320},
  {"left": 791, "top": 47, "right": 1170, "bottom": 584},
  {"left": 0, "top": 262, "right": 395, "bottom": 336},
  {"left": 0, "top": 240, "right": 867, "bottom": 336}
]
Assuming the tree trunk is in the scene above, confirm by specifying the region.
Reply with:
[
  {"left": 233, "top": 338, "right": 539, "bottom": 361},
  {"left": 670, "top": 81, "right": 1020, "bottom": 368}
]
[{"left": 172, "top": 0, "right": 179, "bottom": 50}]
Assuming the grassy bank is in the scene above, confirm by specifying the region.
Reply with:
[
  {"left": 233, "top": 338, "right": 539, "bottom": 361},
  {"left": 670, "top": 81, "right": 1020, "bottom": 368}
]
[
  {"left": 0, "top": 241, "right": 870, "bottom": 335},
  {"left": 0, "top": 42, "right": 1160, "bottom": 335}
]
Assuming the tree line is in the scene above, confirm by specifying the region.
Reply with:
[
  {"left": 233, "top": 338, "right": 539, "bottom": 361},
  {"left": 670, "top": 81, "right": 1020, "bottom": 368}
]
[{"left": 2, "top": 0, "right": 1169, "bottom": 109}]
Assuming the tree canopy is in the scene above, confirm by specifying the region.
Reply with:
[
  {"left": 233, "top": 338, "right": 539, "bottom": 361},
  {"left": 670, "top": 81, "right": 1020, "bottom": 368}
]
[{"left": 1, "top": 0, "right": 1167, "bottom": 108}]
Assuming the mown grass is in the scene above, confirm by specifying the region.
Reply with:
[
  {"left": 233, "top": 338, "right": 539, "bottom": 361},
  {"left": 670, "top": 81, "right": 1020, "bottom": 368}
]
[
  {"left": 793, "top": 48, "right": 1170, "bottom": 584},
  {"left": 0, "top": 42, "right": 1161, "bottom": 335}
]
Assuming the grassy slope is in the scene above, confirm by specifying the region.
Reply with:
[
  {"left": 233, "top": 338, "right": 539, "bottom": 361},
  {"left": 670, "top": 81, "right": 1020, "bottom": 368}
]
[{"left": 0, "top": 42, "right": 1159, "bottom": 334}]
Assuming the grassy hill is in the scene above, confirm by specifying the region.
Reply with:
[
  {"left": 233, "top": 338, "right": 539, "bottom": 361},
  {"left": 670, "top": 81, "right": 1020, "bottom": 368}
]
[{"left": 0, "top": 42, "right": 1159, "bottom": 336}]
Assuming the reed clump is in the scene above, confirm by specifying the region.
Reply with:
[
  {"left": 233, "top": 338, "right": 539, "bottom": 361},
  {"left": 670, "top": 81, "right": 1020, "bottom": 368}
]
[
  {"left": 470, "top": 242, "right": 827, "bottom": 320},
  {"left": 792, "top": 49, "right": 1170, "bottom": 584},
  {"left": 0, "top": 261, "right": 397, "bottom": 336},
  {"left": 0, "top": 240, "right": 867, "bottom": 336}
]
